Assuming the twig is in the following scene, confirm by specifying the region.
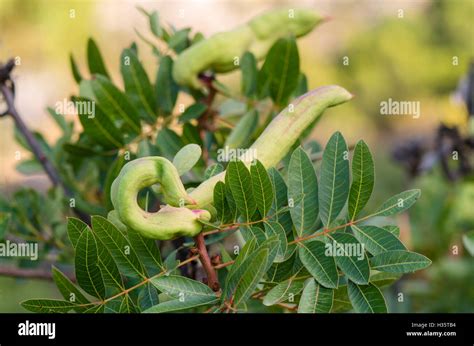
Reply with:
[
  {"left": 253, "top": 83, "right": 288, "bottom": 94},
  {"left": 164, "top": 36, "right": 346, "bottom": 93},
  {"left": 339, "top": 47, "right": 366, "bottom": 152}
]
[
  {"left": 0, "top": 59, "right": 90, "bottom": 223},
  {"left": 0, "top": 265, "right": 76, "bottom": 282},
  {"left": 194, "top": 233, "right": 220, "bottom": 291}
]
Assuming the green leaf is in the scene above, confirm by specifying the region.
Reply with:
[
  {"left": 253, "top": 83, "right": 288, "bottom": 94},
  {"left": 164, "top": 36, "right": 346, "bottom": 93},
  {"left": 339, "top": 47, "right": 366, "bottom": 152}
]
[
  {"left": 16, "top": 159, "right": 42, "bottom": 175},
  {"left": 151, "top": 275, "right": 215, "bottom": 298},
  {"left": 144, "top": 295, "right": 218, "bottom": 313},
  {"left": 156, "top": 56, "right": 179, "bottom": 114},
  {"left": 288, "top": 147, "right": 319, "bottom": 236},
  {"left": 250, "top": 160, "right": 273, "bottom": 217},
  {"left": 67, "top": 217, "right": 89, "bottom": 248},
  {"left": 263, "top": 278, "right": 304, "bottom": 306},
  {"left": 258, "top": 37, "right": 300, "bottom": 105},
  {"left": 138, "top": 283, "right": 160, "bottom": 311},
  {"left": 120, "top": 48, "right": 156, "bottom": 122},
  {"left": 47, "top": 107, "right": 71, "bottom": 136},
  {"left": 319, "top": 132, "right": 350, "bottom": 227},
  {"left": 291, "top": 73, "right": 308, "bottom": 98},
  {"left": 370, "top": 272, "right": 402, "bottom": 288},
  {"left": 268, "top": 168, "right": 292, "bottom": 233},
  {"left": 298, "top": 240, "right": 338, "bottom": 289},
  {"left": 370, "top": 250, "right": 431, "bottom": 273},
  {"left": 87, "top": 38, "right": 109, "bottom": 78},
  {"left": 156, "top": 128, "right": 184, "bottom": 159},
  {"left": 168, "top": 28, "right": 190, "bottom": 53},
  {"left": 214, "top": 182, "right": 231, "bottom": 224},
  {"left": 148, "top": 11, "right": 162, "bottom": 38},
  {"left": 264, "top": 221, "right": 287, "bottom": 263},
  {"left": 298, "top": 278, "right": 334, "bottom": 313},
  {"left": 91, "top": 75, "right": 141, "bottom": 135},
  {"left": 224, "top": 110, "right": 258, "bottom": 149},
  {"left": 348, "top": 140, "right": 374, "bottom": 220},
  {"left": 75, "top": 98, "right": 124, "bottom": 148},
  {"left": 205, "top": 163, "right": 224, "bottom": 179},
  {"left": 69, "top": 54, "right": 82, "bottom": 84},
  {"left": 327, "top": 233, "right": 370, "bottom": 285},
  {"left": 226, "top": 160, "right": 256, "bottom": 221},
  {"left": 52, "top": 267, "right": 90, "bottom": 311},
  {"left": 75, "top": 229, "right": 106, "bottom": 299},
  {"left": 347, "top": 281, "right": 387, "bottom": 313},
  {"left": 21, "top": 299, "right": 82, "bottom": 313},
  {"left": 172, "top": 143, "right": 202, "bottom": 176},
  {"left": 372, "top": 189, "right": 421, "bottom": 217},
  {"left": 241, "top": 51, "right": 257, "bottom": 97},
  {"left": 383, "top": 225, "right": 400, "bottom": 237},
  {"left": 351, "top": 225, "right": 406, "bottom": 256},
  {"left": 179, "top": 103, "right": 207, "bottom": 123},
  {"left": 96, "top": 238, "right": 124, "bottom": 291},
  {"left": 462, "top": 230, "right": 474, "bottom": 256},
  {"left": 233, "top": 248, "right": 269, "bottom": 307},
  {"left": 91, "top": 216, "right": 146, "bottom": 279},
  {"left": 127, "top": 227, "right": 165, "bottom": 275}
]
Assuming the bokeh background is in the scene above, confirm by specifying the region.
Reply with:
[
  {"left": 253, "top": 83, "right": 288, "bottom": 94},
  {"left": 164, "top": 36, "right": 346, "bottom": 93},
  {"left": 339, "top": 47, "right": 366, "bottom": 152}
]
[{"left": 0, "top": 0, "right": 473, "bottom": 312}]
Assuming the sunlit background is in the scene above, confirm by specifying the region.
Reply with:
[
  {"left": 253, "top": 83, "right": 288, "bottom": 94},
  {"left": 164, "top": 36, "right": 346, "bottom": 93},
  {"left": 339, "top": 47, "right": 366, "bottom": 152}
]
[{"left": 0, "top": 0, "right": 473, "bottom": 312}]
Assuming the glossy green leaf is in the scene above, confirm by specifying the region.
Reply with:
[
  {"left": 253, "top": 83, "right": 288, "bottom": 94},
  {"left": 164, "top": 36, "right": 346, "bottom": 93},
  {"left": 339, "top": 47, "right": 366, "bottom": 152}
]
[
  {"left": 69, "top": 54, "right": 82, "bottom": 84},
  {"left": 288, "top": 147, "right": 319, "bottom": 236},
  {"left": 263, "top": 278, "right": 304, "bottom": 306},
  {"left": 241, "top": 51, "right": 257, "bottom": 97},
  {"left": 298, "top": 240, "right": 338, "bottom": 289},
  {"left": 327, "top": 233, "right": 369, "bottom": 285},
  {"left": 370, "top": 250, "right": 431, "bottom": 273},
  {"left": 298, "top": 278, "right": 334, "bottom": 313},
  {"left": 127, "top": 227, "right": 164, "bottom": 275},
  {"left": 347, "top": 281, "right": 387, "bottom": 313},
  {"left": 91, "top": 216, "right": 146, "bottom": 279},
  {"left": 87, "top": 38, "right": 109, "bottom": 78},
  {"left": 21, "top": 299, "right": 83, "bottom": 313},
  {"left": 372, "top": 190, "right": 421, "bottom": 217},
  {"left": 143, "top": 295, "right": 218, "bottom": 313},
  {"left": 172, "top": 144, "right": 202, "bottom": 176},
  {"left": 52, "top": 267, "right": 90, "bottom": 311},
  {"left": 213, "top": 182, "right": 231, "bottom": 224},
  {"left": 224, "top": 110, "right": 258, "bottom": 149},
  {"left": 151, "top": 275, "right": 215, "bottom": 298},
  {"left": 75, "top": 229, "right": 105, "bottom": 299},
  {"left": 156, "top": 56, "right": 179, "bottom": 114},
  {"left": 226, "top": 160, "right": 256, "bottom": 221},
  {"left": 348, "top": 140, "right": 374, "bottom": 220},
  {"left": 250, "top": 160, "right": 273, "bottom": 217},
  {"left": 258, "top": 37, "right": 300, "bottom": 105},
  {"left": 67, "top": 217, "right": 88, "bottom": 248},
  {"left": 264, "top": 221, "right": 287, "bottom": 263},
  {"left": 179, "top": 103, "right": 207, "bottom": 123},
  {"left": 351, "top": 225, "right": 405, "bottom": 255},
  {"left": 319, "top": 132, "right": 350, "bottom": 227},
  {"left": 268, "top": 168, "right": 292, "bottom": 233},
  {"left": 91, "top": 75, "right": 141, "bottom": 135},
  {"left": 138, "top": 283, "right": 160, "bottom": 311},
  {"left": 120, "top": 48, "right": 156, "bottom": 122}
]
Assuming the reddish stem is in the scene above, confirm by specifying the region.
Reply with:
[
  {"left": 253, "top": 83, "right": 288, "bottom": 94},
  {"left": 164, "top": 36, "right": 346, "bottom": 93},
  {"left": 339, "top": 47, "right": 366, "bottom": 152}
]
[{"left": 194, "top": 233, "right": 220, "bottom": 291}]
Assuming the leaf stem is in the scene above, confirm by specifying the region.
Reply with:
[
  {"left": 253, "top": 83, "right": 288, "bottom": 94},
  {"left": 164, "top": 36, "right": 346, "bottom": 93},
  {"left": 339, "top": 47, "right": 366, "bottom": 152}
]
[{"left": 194, "top": 233, "right": 220, "bottom": 291}]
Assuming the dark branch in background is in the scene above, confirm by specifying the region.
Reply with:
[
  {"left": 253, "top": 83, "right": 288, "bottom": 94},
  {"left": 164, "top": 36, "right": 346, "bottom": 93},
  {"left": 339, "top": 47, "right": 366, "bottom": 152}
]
[
  {"left": 0, "top": 59, "right": 90, "bottom": 224},
  {"left": 197, "top": 73, "right": 217, "bottom": 165},
  {"left": 392, "top": 61, "right": 474, "bottom": 181},
  {"left": 0, "top": 265, "right": 75, "bottom": 282}
]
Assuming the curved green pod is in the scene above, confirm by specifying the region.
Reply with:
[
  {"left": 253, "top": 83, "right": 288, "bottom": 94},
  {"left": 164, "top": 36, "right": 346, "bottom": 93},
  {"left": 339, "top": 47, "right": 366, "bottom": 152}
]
[
  {"left": 172, "top": 8, "right": 325, "bottom": 88},
  {"left": 110, "top": 157, "right": 211, "bottom": 240}
]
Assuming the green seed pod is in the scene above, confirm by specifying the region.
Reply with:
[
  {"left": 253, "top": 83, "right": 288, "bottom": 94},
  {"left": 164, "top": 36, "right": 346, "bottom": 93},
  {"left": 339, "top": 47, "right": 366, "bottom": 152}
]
[
  {"left": 172, "top": 8, "right": 324, "bottom": 88},
  {"left": 111, "top": 157, "right": 211, "bottom": 240},
  {"left": 112, "top": 85, "right": 351, "bottom": 240}
]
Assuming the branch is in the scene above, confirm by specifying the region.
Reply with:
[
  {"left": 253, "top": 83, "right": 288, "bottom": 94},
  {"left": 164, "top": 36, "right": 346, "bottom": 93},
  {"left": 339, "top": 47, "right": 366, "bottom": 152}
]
[
  {"left": 0, "top": 59, "right": 90, "bottom": 223},
  {"left": 0, "top": 265, "right": 76, "bottom": 282},
  {"left": 194, "top": 233, "right": 220, "bottom": 292}
]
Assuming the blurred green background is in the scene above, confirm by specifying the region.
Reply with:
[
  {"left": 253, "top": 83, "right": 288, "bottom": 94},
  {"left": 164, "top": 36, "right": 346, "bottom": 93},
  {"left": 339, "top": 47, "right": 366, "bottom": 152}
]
[{"left": 0, "top": 0, "right": 473, "bottom": 312}]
